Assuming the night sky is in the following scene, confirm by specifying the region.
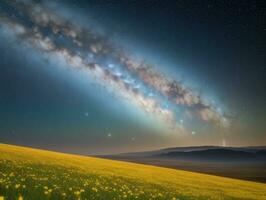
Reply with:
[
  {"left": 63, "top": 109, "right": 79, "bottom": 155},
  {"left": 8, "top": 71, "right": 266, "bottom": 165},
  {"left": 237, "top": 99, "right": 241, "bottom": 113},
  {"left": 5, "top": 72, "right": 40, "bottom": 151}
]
[{"left": 0, "top": 0, "right": 265, "bottom": 154}]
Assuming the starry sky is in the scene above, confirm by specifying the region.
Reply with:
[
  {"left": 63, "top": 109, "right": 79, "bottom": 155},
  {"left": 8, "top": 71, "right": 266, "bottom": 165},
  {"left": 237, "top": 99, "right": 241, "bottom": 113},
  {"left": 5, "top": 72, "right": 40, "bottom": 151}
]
[{"left": 0, "top": 0, "right": 265, "bottom": 154}]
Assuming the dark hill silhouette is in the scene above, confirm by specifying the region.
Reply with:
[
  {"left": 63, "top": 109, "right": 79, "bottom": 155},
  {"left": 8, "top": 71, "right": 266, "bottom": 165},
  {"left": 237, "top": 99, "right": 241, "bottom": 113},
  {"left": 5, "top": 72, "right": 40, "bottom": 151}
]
[{"left": 161, "top": 148, "right": 266, "bottom": 161}]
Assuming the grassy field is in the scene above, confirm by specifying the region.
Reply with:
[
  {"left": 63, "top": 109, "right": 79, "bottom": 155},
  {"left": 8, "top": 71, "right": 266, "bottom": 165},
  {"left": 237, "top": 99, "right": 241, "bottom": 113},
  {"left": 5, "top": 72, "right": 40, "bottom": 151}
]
[{"left": 0, "top": 144, "right": 265, "bottom": 200}]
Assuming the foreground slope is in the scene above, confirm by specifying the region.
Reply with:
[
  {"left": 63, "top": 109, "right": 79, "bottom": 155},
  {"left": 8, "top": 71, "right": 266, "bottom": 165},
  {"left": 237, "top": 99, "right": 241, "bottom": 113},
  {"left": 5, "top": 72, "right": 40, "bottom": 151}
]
[{"left": 0, "top": 144, "right": 266, "bottom": 200}]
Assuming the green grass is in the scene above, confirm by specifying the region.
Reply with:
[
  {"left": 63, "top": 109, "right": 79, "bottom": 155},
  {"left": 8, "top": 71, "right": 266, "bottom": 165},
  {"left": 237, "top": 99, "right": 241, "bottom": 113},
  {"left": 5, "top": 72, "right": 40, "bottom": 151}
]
[{"left": 0, "top": 143, "right": 266, "bottom": 200}]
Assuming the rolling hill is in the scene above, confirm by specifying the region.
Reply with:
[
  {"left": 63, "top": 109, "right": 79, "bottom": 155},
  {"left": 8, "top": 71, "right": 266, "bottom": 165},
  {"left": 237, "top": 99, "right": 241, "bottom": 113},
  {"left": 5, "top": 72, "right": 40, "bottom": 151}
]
[
  {"left": 0, "top": 143, "right": 266, "bottom": 200},
  {"left": 102, "top": 146, "right": 266, "bottom": 183}
]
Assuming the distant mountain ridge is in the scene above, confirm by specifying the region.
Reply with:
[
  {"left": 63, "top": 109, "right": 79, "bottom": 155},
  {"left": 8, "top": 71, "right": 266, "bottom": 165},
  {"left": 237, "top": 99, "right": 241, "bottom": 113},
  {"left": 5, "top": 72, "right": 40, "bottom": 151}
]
[
  {"left": 108, "top": 146, "right": 266, "bottom": 162},
  {"left": 161, "top": 145, "right": 266, "bottom": 153},
  {"left": 161, "top": 148, "right": 266, "bottom": 161}
]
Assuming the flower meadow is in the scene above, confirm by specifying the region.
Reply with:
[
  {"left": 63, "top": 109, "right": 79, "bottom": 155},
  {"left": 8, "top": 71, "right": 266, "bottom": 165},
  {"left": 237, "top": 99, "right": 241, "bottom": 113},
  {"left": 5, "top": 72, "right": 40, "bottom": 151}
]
[{"left": 0, "top": 144, "right": 265, "bottom": 200}]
